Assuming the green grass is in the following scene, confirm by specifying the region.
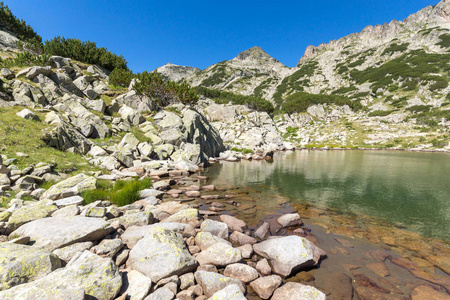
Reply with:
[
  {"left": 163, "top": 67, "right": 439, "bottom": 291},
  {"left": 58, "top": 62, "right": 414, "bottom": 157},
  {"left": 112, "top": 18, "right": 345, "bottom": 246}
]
[
  {"left": 81, "top": 177, "right": 152, "bottom": 206},
  {"left": 231, "top": 147, "right": 253, "bottom": 154},
  {"left": 0, "top": 106, "right": 98, "bottom": 173}
]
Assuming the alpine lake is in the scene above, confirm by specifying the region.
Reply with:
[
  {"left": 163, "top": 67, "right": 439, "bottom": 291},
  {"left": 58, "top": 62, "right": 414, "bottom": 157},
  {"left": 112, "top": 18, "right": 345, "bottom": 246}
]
[{"left": 184, "top": 150, "right": 450, "bottom": 299}]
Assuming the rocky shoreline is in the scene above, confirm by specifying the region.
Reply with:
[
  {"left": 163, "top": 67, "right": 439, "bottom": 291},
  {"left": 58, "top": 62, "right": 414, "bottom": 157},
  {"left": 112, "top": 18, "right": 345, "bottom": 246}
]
[{"left": 0, "top": 157, "right": 330, "bottom": 300}]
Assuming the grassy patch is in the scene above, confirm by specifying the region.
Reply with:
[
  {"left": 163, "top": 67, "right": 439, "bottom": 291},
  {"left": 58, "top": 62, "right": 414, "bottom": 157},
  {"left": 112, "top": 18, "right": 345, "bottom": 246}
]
[
  {"left": 231, "top": 147, "right": 253, "bottom": 154},
  {"left": 81, "top": 177, "right": 152, "bottom": 206},
  {"left": 0, "top": 106, "right": 98, "bottom": 173}
]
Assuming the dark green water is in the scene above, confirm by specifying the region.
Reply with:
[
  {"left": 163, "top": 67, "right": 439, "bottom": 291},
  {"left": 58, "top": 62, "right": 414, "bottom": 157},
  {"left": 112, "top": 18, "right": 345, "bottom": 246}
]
[{"left": 204, "top": 150, "right": 450, "bottom": 241}]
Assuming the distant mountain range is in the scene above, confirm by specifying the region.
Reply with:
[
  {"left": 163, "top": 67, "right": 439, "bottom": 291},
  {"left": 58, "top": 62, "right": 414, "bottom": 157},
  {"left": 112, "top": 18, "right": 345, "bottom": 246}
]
[{"left": 156, "top": 0, "right": 450, "bottom": 112}]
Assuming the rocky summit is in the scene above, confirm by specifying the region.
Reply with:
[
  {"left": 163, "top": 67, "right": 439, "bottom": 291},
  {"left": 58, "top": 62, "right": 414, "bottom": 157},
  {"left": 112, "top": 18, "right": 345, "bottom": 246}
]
[{"left": 0, "top": 0, "right": 450, "bottom": 299}]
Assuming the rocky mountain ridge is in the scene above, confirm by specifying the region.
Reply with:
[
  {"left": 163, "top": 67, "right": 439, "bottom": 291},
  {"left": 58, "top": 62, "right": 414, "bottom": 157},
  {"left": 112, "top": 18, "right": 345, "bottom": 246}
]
[{"left": 156, "top": 0, "right": 450, "bottom": 110}]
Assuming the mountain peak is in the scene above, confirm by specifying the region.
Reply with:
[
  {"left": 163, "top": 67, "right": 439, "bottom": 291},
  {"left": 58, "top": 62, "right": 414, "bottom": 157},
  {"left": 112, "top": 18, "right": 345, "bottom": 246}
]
[{"left": 234, "top": 46, "right": 274, "bottom": 62}]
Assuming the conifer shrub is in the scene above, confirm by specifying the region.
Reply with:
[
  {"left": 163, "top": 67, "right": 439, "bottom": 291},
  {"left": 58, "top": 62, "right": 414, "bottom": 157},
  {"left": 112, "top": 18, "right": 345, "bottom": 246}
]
[
  {"left": 133, "top": 71, "right": 199, "bottom": 106},
  {"left": 194, "top": 86, "right": 274, "bottom": 113},
  {"left": 0, "top": 2, "right": 43, "bottom": 52},
  {"left": 43, "top": 36, "right": 128, "bottom": 71},
  {"left": 280, "top": 92, "right": 362, "bottom": 114},
  {"left": 109, "top": 68, "right": 134, "bottom": 87}
]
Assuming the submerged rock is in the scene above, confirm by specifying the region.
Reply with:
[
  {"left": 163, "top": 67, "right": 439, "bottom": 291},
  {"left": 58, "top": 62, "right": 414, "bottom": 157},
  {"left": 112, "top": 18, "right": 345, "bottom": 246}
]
[{"left": 272, "top": 282, "right": 326, "bottom": 300}]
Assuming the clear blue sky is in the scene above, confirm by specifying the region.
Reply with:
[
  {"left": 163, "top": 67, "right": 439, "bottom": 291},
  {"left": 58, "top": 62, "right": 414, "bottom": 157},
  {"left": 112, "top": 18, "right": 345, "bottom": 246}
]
[{"left": 6, "top": 0, "right": 439, "bottom": 72}]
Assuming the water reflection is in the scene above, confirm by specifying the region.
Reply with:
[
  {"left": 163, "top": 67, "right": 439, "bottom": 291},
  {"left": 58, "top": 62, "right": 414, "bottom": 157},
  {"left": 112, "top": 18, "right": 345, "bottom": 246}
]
[{"left": 204, "top": 150, "right": 450, "bottom": 241}]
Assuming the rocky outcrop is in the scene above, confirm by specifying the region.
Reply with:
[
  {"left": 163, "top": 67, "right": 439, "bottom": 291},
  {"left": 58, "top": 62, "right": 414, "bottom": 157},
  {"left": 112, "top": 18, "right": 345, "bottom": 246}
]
[{"left": 155, "top": 63, "right": 201, "bottom": 82}]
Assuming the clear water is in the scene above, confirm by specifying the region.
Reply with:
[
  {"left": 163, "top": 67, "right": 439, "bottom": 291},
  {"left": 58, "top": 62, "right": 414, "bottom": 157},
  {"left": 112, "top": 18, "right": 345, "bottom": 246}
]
[{"left": 204, "top": 150, "right": 450, "bottom": 241}]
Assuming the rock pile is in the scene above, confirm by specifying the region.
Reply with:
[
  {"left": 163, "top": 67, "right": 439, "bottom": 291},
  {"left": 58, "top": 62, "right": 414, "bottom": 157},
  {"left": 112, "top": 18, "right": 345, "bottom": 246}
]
[{"left": 0, "top": 167, "right": 327, "bottom": 300}]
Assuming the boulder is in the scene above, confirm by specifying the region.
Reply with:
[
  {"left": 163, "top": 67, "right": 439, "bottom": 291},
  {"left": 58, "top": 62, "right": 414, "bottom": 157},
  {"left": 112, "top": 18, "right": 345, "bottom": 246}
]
[
  {"left": 253, "top": 236, "right": 325, "bottom": 276},
  {"left": 52, "top": 241, "right": 94, "bottom": 262},
  {"left": 48, "top": 56, "right": 71, "bottom": 68},
  {"left": 162, "top": 208, "right": 200, "bottom": 227},
  {"left": 194, "top": 231, "right": 231, "bottom": 251},
  {"left": 6, "top": 200, "right": 57, "bottom": 233},
  {"left": 271, "top": 282, "right": 326, "bottom": 300},
  {"left": 40, "top": 173, "right": 96, "bottom": 200},
  {"left": 249, "top": 275, "right": 282, "bottom": 299},
  {"left": 144, "top": 287, "right": 174, "bottom": 300},
  {"left": 121, "top": 223, "right": 196, "bottom": 248},
  {"left": 207, "top": 284, "right": 247, "bottom": 300},
  {"left": 10, "top": 216, "right": 113, "bottom": 251},
  {"left": 194, "top": 270, "right": 246, "bottom": 298},
  {"left": 276, "top": 213, "right": 302, "bottom": 228},
  {"left": 219, "top": 215, "right": 246, "bottom": 232},
  {"left": 254, "top": 222, "right": 270, "bottom": 239},
  {"left": 16, "top": 108, "right": 39, "bottom": 121},
  {"left": 0, "top": 244, "right": 61, "bottom": 291},
  {"left": 229, "top": 231, "right": 257, "bottom": 246},
  {"left": 196, "top": 242, "right": 242, "bottom": 267},
  {"left": 127, "top": 226, "right": 198, "bottom": 282},
  {"left": 200, "top": 219, "right": 229, "bottom": 239},
  {"left": 120, "top": 270, "right": 152, "bottom": 300},
  {"left": 223, "top": 263, "right": 259, "bottom": 283},
  {"left": 0, "top": 250, "right": 122, "bottom": 300}
]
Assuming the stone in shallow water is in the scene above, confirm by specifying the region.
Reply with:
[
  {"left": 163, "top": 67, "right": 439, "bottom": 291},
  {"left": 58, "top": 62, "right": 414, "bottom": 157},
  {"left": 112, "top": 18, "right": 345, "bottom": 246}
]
[
  {"left": 272, "top": 282, "right": 326, "bottom": 300},
  {"left": 127, "top": 226, "right": 198, "bottom": 282},
  {"left": 253, "top": 235, "right": 325, "bottom": 277},
  {"left": 249, "top": 275, "right": 282, "bottom": 299},
  {"left": 0, "top": 243, "right": 61, "bottom": 291},
  {"left": 0, "top": 250, "right": 122, "bottom": 300},
  {"left": 10, "top": 216, "right": 113, "bottom": 251},
  {"left": 219, "top": 214, "right": 246, "bottom": 232},
  {"left": 276, "top": 213, "right": 302, "bottom": 228}
]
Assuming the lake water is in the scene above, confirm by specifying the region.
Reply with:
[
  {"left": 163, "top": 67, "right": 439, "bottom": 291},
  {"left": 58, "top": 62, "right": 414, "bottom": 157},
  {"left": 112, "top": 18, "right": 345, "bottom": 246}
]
[{"left": 203, "top": 150, "right": 450, "bottom": 242}]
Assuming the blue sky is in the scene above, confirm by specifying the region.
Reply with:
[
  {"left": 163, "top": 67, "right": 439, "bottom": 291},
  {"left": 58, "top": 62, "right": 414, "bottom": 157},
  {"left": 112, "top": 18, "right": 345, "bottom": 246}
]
[{"left": 7, "top": 0, "right": 439, "bottom": 72}]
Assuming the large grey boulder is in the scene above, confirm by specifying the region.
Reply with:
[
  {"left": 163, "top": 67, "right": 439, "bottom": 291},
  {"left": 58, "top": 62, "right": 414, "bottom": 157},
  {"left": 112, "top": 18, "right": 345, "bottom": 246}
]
[
  {"left": 253, "top": 236, "right": 326, "bottom": 277},
  {"left": 6, "top": 200, "right": 57, "bottom": 233},
  {"left": 194, "top": 231, "right": 231, "bottom": 251},
  {"left": 40, "top": 173, "right": 96, "bottom": 200},
  {"left": 194, "top": 270, "right": 246, "bottom": 298},
  {"left": 127, "top": 226, "right": 198, "bottom": 282},
  {"left": 10, "top": 216, "right": 113, "bottom": 251},
  {"left": 271, "top": 282, "right": 326, "bottom": 300},
  {"left": 0, "top": 251, "right": 122, "bottom": 300},
  {"left": 121, "top": 223, "right": 196, "bottom": 248},
  {"left": 0, "top": 244, "right": 61, "bottom": 291},
  {"left": 200, "top": 219, "right": 229, "bottom": 239},
  {"left": 16, "top": 108, "right": 39, "bottom": 121},
  {"left": 48, "top": 56, "right": 71, "bottom": 68},
  {"left": 114, "top": 90, "right": 156, "bottom": 112},
  {"left": 42, "top": 118, "right": 93, "bottom": 154},
  {"left": 196, "top": 243, "right": 242, "bottom": 267}
]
